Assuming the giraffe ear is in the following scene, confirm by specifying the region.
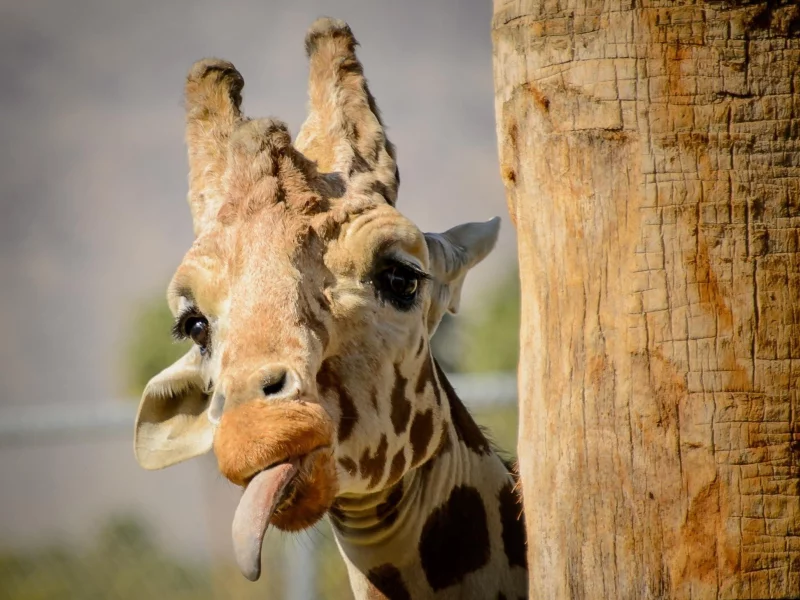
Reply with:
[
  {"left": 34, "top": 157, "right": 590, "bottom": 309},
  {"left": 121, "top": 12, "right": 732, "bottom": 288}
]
[
  {"left": 424, "top": 217, "right": 501, "bottom": 335},
  {"left": 134, "top": 347, "right": 213, "bottom": 470}
]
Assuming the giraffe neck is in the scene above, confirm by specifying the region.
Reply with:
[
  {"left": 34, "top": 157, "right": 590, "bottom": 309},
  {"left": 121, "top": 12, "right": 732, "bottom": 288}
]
[{"left": 329, "top": 371, "right": 528, "bottom": 600}]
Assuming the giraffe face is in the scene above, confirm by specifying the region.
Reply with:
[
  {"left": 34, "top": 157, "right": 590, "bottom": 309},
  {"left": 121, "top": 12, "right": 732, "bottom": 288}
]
[
  {"left": 138, "top": 178, "right": 497, "bottom": 521},
  {"left": 168, "top": 199, "right": 438, "bottom": 522},
  {"left": 132, "top": 18, "right": 499, "bottom": 580}
]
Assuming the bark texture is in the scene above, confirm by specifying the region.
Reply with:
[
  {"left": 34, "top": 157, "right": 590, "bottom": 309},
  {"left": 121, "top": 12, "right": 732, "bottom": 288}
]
[{"left": 492, "top": 1, "right": 800, "bottom": 598}]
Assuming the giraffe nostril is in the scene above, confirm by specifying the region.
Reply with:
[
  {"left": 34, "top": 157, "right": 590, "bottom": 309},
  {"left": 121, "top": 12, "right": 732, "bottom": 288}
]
[{"left": 262, "top": 368, "right": 295, "bottom": 398}]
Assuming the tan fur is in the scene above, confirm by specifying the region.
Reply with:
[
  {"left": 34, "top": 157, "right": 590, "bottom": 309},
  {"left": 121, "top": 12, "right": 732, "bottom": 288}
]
[{"left": 133, "top": 17, "right": 523, "bottom": 599}]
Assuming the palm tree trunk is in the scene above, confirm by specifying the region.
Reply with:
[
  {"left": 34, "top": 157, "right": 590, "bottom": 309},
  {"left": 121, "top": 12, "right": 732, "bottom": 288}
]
[{"left": 492, "top": 1, "right": 800, "bottom": 598}]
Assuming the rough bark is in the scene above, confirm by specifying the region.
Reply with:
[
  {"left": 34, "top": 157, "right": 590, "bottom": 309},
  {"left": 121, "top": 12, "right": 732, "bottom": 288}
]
[{"left": 492, "top": 1, "right": 800, "bottom": 598}]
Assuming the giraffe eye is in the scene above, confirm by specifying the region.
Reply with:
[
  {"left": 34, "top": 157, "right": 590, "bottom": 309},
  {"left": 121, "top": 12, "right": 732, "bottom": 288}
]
[
  {"left": 184, "top": 316, "right": 210, "bottom": 349},
  {"left": 376, "top": 264, "right": 422, "bottom": 310},
  {"left": 173, "top": 309, "right": 211, "bottom": 354}
]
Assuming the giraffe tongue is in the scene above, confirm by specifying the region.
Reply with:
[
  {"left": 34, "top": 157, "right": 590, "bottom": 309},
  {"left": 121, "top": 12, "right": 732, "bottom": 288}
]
[{"left": 232, "top": 461, "right": 298, "bottom": 582}]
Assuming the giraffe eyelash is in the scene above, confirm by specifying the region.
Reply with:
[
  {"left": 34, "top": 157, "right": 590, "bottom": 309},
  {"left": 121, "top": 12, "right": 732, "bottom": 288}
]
[
  {"left": 396, "top": 261, "right": 430, "bottom": 281},
  {"left": 378, "top": 256, "right": 430, "bottom": 281}
]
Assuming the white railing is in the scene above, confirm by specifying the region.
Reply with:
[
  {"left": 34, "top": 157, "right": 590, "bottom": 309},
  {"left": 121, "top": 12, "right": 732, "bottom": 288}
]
[{"left": 0, "top": 372, "right": 517, "bottom": 441}]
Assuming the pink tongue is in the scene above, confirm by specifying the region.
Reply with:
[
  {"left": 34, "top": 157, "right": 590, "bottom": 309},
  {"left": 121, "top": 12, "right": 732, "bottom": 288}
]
[{"left": 232, "top": 462, "right": 298, "bottom": 581}]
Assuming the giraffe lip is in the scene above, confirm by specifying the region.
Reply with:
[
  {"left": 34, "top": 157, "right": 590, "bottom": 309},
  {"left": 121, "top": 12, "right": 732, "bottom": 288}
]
[
  {"left": 243, "top": 445, "right": 329, "bottom": 487},
  {"left": 243, "top": 459, "right": 293, "bottom": 486}
]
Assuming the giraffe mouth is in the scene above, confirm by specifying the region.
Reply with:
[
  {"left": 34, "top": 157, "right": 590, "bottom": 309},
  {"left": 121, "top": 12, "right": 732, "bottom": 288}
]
[
  {"left": 230, "top": 446, "right": 331, "bottom": 582},
  {"left": 213, "top": 400, "right": 337, "bottom": 580}
]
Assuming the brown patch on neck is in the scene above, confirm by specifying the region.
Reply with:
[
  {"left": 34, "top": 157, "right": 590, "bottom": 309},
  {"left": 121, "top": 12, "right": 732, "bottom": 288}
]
[
  {"left": 366, "top": 564, "right": 411, "bottom": 600},
  {"left": 386, "top": 449, "right": 407, "bottom": 487},
  {"left": 337, "top": 390, "right": 358, "bottom": 443},
  {"left": 498, "top": 482, "right": 527, "bottom": 570},
  {"left": 390, "top": 364, "right": 412, "bottom": 434},
  {"left": 433, "top": 359, "right": 491, "bottom": 456},
  {"left": 359, "top": 434, "right": 388, "bottom": 489},
  {"left": 317, "top": 360, "right": 359, "bottom": 443},
  {"left": 418, "top": 485, "right": 490, "bottom": 590},
  {"left": 409, "top": 409, "right": 434, "bottom": 468},
  {"left": 338, "top": 456, "right": 357, "bottom": 476}
]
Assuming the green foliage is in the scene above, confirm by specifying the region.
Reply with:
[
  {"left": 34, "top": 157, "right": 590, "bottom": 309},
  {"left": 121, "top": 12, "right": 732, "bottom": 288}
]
[
  {"left": 430, "top": 267, "right": 521, "bottom": 455},
  {"left": 123, "top": 295, "right": 189, "bottom": 397},
  {"left": 0, "top": 517, "right": 214, "bottom": 600},
  {"left": 473, "top": 404, "right": 519, "bottom": 459},
  {"left": 0, "top": 516, "right": 308, "bottom": 600},
  {"left": 458, "top": 268, "right": 520, "bottom": 374}
]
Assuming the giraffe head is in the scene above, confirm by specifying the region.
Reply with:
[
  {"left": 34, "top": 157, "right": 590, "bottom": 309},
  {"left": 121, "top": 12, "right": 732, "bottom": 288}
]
[{"left": 133, "top": 18, "right": 499, "bottom": 580}]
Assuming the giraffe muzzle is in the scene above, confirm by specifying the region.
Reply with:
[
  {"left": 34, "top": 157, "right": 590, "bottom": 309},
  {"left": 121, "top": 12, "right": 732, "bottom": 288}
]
[
  {"left": 213, "top": 398, "right": 333, "bottom": 485},
  {"left": 214, "top": 398, "right": 338, "bottom": 580}
]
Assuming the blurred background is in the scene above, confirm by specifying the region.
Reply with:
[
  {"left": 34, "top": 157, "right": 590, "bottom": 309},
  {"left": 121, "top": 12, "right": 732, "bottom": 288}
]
[{"left": 0, "top": 0, "right": 520, "bottom": 598}]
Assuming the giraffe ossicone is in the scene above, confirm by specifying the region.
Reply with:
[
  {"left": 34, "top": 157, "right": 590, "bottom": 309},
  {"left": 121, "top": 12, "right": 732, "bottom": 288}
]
[{"left": 133, "top": 16, "right": 527, "bottom": 599}]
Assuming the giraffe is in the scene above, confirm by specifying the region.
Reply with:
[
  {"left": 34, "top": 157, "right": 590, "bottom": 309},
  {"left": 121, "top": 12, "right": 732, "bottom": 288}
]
[{"left": 133, "top": 18, "right": 527, "bottom": 599}]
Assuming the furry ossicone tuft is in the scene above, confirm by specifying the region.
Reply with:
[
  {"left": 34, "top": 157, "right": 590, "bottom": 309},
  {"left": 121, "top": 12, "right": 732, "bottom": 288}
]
[
  {"left": 304, "top": 17, "right": 355, "bottom": 56},
  {"left": 185, "top": 58, "right": 244, "bottom": 107}
]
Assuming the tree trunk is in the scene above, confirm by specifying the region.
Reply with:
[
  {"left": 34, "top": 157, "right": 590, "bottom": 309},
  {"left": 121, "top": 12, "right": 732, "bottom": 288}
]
[{"left": 492, "top": 1, "right": 800, "bottom": 598}]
